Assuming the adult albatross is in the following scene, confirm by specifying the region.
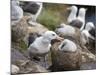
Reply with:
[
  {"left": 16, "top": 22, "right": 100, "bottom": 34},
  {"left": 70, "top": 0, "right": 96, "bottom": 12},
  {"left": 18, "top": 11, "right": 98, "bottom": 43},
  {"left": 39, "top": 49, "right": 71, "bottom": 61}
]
[
  {"left": 22, "top": 2, "right": 43, "bottom": 26},
  {"left": 67, "top": 5, "right": 78, "bottom": 24},
  {"left": 28, "top": 31, "right": 63, "bottom": 67},
  {"left": 81, "top": 22, "right": 95, "bottom": 45},
  {"left": 11, "top": 0, "right": 23, "bottom": 25},
  {"left": 69, "top": 8, "right": 87, "bottom": 31}
]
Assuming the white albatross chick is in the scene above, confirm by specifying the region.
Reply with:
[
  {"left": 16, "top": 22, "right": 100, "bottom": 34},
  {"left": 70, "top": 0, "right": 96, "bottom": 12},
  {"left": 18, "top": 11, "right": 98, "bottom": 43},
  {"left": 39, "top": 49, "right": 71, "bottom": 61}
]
[
  {"left": 28, "top": 31, "right": 63, "bottom": 59},
  {"left": 11, "top": 64, "right": 20, "bottom": 74},
  {"left": 67, "top": 6, "right": 78, "bottom": 23},
  {"left": 58, "top": 39, "right": 77, "bottom": 52},
  {"left": 69, "top": 8, "right": 87, "bottom": 31},
  {"left": 55, "top": 23, "right": 76, "bottom": 36},
  {"left": 11, "top": 0, "right": 23, "bottom": 25},
  {"left": 81, "top": 22, "right": 95, "bottom": 45}
]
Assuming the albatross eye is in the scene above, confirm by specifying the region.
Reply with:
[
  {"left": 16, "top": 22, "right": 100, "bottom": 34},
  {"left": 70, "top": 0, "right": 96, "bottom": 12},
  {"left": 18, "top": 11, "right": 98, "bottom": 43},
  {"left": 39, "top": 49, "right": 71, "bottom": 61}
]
[{"left": 52, "top": 34, "right": 55, "bottom": 36}]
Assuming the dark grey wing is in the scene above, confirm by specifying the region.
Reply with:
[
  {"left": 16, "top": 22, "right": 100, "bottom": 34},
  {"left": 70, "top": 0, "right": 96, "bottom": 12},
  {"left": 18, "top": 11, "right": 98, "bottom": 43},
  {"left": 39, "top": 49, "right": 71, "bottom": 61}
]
[
  {"left": 89, "top": 28, "right": 96, "bottom": 38},
  {"left": 22, "top": 2, "right": 40, "bottom": 14},
  {"left": 61, "top": 42, "right": 66, "bottom": 49},
  {"left": 69, "top": 19, "right": 83, "bottom": 29},
  {"left": 28, "top": 33, "right": 41, "bottom": 47}
]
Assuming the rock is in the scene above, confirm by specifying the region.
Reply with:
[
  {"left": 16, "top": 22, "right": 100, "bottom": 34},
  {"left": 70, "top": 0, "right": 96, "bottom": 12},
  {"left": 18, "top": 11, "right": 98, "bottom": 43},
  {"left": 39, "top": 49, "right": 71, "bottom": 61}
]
[
  {"left": 15, "top": 60, "right": 48, "bottom": 74},
  {"left": 11, "top": 47, "right": 48, "bottom": 74},
  {"left": 27, "top": 22, "right": 48, "bottom": 35},
  {"left": 81, "top": 51, "right": 96, "bottom": 63},
  {"left": 11, "top": 64, "right": 20, "bottom": 74},
  {"left": 11, "top": 48, "right": 28, "bottom": 64},
  {"left": 85, "top": 38, "right": 96, "bottom": 55},
  {"left": 80, "top": 62, "right": 96, "bottom": 70}
]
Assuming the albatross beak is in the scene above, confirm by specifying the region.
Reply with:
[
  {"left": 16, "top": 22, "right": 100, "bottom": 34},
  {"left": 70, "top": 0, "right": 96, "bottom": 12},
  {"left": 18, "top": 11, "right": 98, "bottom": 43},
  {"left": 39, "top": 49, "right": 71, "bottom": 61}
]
[
  {"left": 55, "top": 36, "right": 64, "bottom": 42},
  {"left": 51, "top": 36, "right": 64, "bottom": 45}
]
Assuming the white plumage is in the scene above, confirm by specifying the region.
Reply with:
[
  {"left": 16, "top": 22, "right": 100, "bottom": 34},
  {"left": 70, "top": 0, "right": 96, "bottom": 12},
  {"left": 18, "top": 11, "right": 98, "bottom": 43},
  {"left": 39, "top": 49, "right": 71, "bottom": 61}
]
[
  {"left": 28, "top": 31, "right": 63, "bottom": 56},
  {"left": 58, "top": 39, "right": 77, "bottom": 52},
  {"left": 11, "top": 0, "right": 23, "bottom": 24},
  {"left": 81, "top": 22, "right": 95, "bottom": 45},
  {"left": 55, "top": 23, "right": 76, "bottom": 36},
  {"left": 77, "top": 8, "right": 87, "bottom": 30},
  {"left": 67, "top": 6, "right": 78, "bottom": 23},
  {"left": 69, "top": 8, "right": 87, "bottom": 31}
]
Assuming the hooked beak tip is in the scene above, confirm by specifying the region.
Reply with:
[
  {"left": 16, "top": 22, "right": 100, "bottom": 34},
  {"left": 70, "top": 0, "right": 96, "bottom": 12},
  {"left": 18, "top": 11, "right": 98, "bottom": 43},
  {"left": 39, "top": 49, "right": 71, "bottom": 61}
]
[{"left": 56, "top": 36, "right": 64, "bottom": 41}]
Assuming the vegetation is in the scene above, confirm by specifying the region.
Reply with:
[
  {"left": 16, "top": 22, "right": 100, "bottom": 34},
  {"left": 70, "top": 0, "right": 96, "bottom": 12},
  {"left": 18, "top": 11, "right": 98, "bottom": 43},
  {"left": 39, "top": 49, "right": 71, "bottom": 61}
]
[{"left": 37, "top": 4, "right": 68, "bottom": 30}]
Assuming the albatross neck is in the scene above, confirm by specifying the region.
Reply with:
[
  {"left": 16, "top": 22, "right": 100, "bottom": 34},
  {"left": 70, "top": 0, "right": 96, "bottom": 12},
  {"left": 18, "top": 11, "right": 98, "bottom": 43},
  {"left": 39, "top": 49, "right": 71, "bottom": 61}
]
[
  {"left": 68, "top": 9, "right": 77, "bottom": 22},
  {"left": 41, "top": 37, "right": 51, "bottom": 44}
]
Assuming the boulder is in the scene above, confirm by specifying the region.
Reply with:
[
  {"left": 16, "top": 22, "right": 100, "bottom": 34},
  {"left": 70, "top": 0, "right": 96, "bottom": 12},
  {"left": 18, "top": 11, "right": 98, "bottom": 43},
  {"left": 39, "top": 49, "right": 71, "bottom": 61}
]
[{"left": 11, "top": 48, "right": 48, "bottom": 74}]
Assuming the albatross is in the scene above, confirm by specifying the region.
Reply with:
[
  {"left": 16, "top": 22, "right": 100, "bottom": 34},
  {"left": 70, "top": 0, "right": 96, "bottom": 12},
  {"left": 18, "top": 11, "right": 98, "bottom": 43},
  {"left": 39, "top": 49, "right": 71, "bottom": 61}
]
[
  {"left": 69, "top": 8, "right": 87, "bottom": 31},
  {"left": 55, "top": 23, "right": 76, "bottom": 37},
  {"left": 28, "top": 31, "right": 63, "bottom": 66},
  {"left": 11, "top": 0, "right": 23, "bottom": 25},
  {"left": 58, "top": 39, "right": 77, "bottom": 52},
  {"left": 81, "top": 22, "right": 95, "bottom": 45},
  {"left": 67, "top": 5, "right": 78, "bottom": 24},
  {"left": 22, "top": 2, "right": 43, "bottom": 26}
]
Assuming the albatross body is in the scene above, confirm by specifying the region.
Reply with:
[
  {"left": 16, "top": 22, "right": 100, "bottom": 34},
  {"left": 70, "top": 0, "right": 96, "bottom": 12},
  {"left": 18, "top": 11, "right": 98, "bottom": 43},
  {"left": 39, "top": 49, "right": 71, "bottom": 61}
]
[
  {"left": 58, "top": 39, "right": 77, "bottom": 52},
  {"left": 67, "top": 6, "right": 78, "bottom": 23},
  {"left": 81, "top": 22, "right": 95, "bottom": 45},
  {"left": 22, "top": 2, "right": 43, "bottom": 25},
  {"left": 11, "top": 0, "right": 23, "bottom": 24},
  {"left": 28, "top": 31, "right": 63, "bottom": 60},
  {"left": 69, "top": 8, "right": 87, "bottom": 31},
  {"left": 55, "top": 23, "right": 76, "bottom": 36}
]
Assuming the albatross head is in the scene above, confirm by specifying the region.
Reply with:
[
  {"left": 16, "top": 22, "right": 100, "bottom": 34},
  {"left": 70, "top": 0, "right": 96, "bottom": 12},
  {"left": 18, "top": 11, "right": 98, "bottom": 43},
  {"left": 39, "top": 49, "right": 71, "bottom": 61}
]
[
  {"left": 58, "top": 39, "right": 77, "bottom": 52},
  {"left": 43, "top": 31, "right": 64, "bottom": 43},
  {"left": 78, "top": 8, "right": 87, "bottom": 18},
  {"left": 85, "top": 22, "right": 95, "bottom": 31},
  {"left": 11, "top": 0, "right": 20, "bottom": 6},
  {"left": 67, "top": 6, "right": 78, "bottom": 23},
  {"left": 67, "top": 6, "right": 78, "bottom": 12}
]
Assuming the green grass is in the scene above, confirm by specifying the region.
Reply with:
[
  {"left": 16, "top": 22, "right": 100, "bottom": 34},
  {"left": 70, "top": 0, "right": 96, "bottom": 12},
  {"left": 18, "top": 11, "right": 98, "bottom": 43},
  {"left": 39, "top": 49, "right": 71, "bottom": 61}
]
[
  {"left": 37, "top": 8, "right": 61, "bottom": 30},
  {"left": 37, "top": 4, "right": 68, "bottom": 30},
  {"left": 19, "top": 40, "right": 28, "bottom": 51}
]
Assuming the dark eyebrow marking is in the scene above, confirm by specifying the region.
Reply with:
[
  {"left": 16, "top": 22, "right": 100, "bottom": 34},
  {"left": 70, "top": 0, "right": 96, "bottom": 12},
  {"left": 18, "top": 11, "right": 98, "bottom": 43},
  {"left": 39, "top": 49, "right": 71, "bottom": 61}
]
[{"left": 61, "top": 42, "right": 66, "bottom": 49}]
